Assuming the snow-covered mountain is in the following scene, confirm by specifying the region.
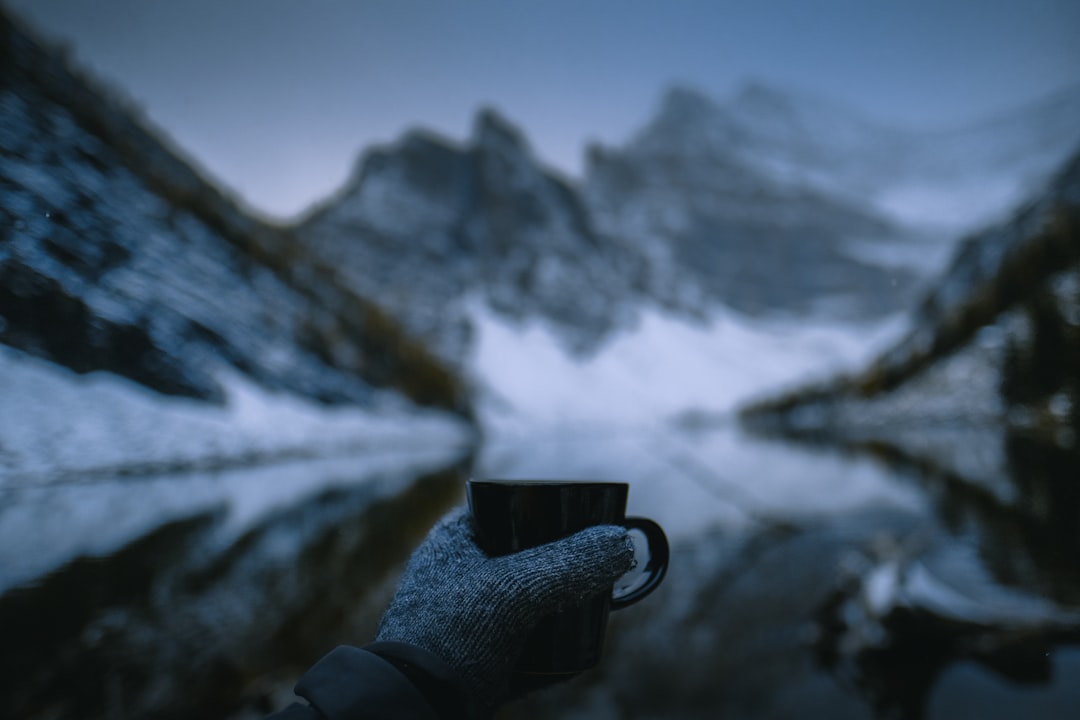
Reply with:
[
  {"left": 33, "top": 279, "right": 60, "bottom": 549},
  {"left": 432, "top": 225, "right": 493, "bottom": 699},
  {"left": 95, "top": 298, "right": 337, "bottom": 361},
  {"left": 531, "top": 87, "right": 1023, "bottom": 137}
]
[
  {"left": 877, "top": 83, "right": 1080, "bottom": 231},
  {"left": 0, "top": 10, "right": 473, "bottom": 483},
  {"left": 584, "top": 86, "right": 921, "bottom": 320},
  {"left": 625, "top": 81, "right": 1080, "bottom": 234},
  {"left": 297, "top": 92, "right": 937, "bottom": 373},
  {"left": 298, "top": 110, "right": 649, "bottom": 364},
  {"left": 295, "top": 78, "right": 1080, "bottom": 434},
  {"left": 605, "top": 83, "right": 905, "bottom": 212},
  {"left": 9, "top": 0, "right": 1076, "bottom": 474},
  {"left": 741, "top": 142, "right": 1080, "bottom": 501}
]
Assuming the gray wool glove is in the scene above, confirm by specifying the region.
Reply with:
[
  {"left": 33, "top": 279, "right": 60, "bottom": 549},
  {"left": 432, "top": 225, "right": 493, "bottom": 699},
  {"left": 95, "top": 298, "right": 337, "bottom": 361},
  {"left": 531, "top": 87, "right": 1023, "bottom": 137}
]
[{"left": 376, "top": 506, "right": 636, "bottom": 714}]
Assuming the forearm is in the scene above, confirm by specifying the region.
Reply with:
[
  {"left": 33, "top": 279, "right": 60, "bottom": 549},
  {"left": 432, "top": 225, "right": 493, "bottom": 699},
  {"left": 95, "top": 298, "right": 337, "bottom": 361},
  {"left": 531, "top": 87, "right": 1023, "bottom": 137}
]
[{"left": 267, "top": 643, "right": 473, "bottom": 720}]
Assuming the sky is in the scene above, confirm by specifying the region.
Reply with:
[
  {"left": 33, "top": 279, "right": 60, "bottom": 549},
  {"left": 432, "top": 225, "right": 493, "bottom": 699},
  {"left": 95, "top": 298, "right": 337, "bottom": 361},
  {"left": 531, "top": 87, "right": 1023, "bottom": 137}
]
[{"left": 7, "top": 0, "right": 1080, "bottom": 221}]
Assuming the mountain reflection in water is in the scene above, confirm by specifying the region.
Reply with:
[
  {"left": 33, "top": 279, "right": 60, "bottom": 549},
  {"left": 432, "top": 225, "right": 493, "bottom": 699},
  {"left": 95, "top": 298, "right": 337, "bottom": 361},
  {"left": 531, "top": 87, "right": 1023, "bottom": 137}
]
[
  {"left": 0, "top": 460, "right": 470, "bottom": 719},
  {"left": 1, "top": 427, "right": 1078, "bottom": 720}
]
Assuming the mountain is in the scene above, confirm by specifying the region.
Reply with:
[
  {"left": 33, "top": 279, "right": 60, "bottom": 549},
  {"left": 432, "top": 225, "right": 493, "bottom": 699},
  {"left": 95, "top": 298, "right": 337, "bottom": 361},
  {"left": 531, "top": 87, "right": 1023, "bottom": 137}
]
[
  {"left": 739, "top": 142, "right": 1080, "bottom": 499},
  {"left": 583, "top": 85, "right": 921, "bottom": 320},
  {"left": 298, "top": 80, "right": 1080, "bottom": 378},
  {"left": 0, "top": 9, "right": 473, "bottom": 481},
  {"left": 297, "top": 89, "right": 955, "bottom": 370},
  {"left": 627, "top": 82, "right": 1080, "bottom": 234},
  {"left": 618, "top": 83, "right": 905, "bottom": 204},
  {"left": 880, "top": 83, "right": 1080, "bottom": 230},
  {"left": 735, "top": 145, "right": 1080, "bottom": 654},
  {"left": 298, "top": 110, "right": 649, "bottom": 363}
]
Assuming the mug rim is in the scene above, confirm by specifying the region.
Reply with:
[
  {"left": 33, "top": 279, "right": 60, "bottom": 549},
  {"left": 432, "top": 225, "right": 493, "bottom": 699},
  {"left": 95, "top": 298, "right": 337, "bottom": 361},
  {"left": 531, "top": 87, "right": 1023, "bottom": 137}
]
[{"left": 468, "top": 478, "right": 629, "bottom": 489}]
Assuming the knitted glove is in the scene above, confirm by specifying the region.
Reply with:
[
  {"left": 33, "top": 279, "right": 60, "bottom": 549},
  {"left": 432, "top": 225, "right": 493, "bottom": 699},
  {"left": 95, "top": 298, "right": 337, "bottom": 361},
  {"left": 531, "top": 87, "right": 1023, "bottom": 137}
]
[{"left": 376, "top": 506, "right": 635, "bottom": 714}]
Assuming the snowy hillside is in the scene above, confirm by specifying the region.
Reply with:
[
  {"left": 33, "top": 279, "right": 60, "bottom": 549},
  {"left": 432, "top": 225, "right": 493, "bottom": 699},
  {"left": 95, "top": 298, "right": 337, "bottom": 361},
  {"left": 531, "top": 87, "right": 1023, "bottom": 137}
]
[
  {"left": 0, "top": 341, "right": 471, "bottom": 592},
  {"left": 877, "top": 84, "right": 1080, "bottom": 231},
  {"left": 0, "top": 9, "right": 473, "bottom": 482},
  {"left": 0, "top": 344, "right": 470, "bottom": 487}
]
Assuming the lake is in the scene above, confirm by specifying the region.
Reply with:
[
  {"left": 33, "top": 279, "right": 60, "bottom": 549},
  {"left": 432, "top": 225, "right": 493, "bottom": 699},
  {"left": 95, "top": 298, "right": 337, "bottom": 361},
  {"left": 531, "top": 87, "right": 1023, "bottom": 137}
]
[{"left": 2, "top": 424, "right": 1078, "bottom": 719}]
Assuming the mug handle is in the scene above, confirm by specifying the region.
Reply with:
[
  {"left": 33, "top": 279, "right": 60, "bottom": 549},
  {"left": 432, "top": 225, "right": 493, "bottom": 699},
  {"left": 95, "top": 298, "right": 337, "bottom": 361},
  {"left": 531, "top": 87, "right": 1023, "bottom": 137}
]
[{"left": 611, "top": 517, "right": 670, "bottom": 609}]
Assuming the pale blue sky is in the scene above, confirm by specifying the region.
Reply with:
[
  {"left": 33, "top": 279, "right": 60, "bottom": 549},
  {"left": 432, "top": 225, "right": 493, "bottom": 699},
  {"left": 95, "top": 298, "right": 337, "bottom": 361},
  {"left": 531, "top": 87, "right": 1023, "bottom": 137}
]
[{"left": 8, "top": 0, "right": 1080, "bottom": 219}]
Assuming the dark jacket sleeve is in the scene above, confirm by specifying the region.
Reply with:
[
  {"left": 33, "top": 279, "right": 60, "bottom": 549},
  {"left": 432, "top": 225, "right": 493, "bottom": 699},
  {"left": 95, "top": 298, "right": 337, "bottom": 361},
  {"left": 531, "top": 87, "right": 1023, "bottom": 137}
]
[{"left": 266, "top": 643, "right": 472, "bottom": 720}]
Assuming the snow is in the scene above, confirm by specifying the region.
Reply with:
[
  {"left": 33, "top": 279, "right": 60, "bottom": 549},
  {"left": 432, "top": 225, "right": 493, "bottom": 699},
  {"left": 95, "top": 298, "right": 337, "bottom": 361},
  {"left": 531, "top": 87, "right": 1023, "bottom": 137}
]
[
  {"left": 0, "top": 446, "right": 466, "bottom": 594},
  {"left": 902, "top": 557, "right": 1079, "bottom": 626},
  {"left": 863, "top": 560, "right": 903, "bottom": 616},
  {"left": 840, "top": 536, "right": 1080, "bottom": 631},
  {"left": 843, "top": 232, "right": 962, "bottom": 275},
  {"left": 0, "top": 343, "right": 473, "bottom": 486},
  {"left": 874, "top": 174, "right": 1030, "bottom": 235},
  {"left": 468, "top": 302, "right": 907, "bottom": 430},
  {"left": 0, "top": 344, "right": 473, "bottom": 593}
]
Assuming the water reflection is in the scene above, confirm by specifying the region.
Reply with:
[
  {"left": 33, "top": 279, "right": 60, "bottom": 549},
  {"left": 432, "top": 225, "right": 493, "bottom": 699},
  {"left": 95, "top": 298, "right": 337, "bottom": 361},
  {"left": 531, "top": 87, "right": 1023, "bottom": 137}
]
[
  {"left": 0, "top": 459, "right": 469, "bottom": 719},
  {"left": 1, "top": 426, "right": 1078, "bottom": 719},
  {"left": 494, "top": 424, "right": 1080, "bottom": 720}
]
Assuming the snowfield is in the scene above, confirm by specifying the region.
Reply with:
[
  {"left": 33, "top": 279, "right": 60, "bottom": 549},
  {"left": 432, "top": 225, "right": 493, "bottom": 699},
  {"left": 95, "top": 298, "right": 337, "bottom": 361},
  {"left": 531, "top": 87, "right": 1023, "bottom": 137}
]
[
  {"left": 0, "top": 344, "right": 473, "bottom": 487},
  {"left": 0, "top": 344, "right": 474, "bottom": 593},
  {"left": 468, "top": 301, "right": 908, "bottom": 431}
]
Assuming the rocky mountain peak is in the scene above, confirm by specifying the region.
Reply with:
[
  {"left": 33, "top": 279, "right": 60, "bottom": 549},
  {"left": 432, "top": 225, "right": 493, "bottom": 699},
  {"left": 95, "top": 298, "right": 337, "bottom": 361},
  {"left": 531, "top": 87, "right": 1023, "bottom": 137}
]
[
  {"left": 730, "top": 79, "right": 869, "bottom": 132},
  {"left": 729, "top": 79, "right": 825, "bottom": 142},
  {"left": 657, "top": 85, "right": 719, "bottom": 123},
  {"left": 469, "top": 106, "right": 543, "bottom": 196},
  {"left": 641, "top": 80, "right": 865, "bottom": 157},
  {"left": 296, "top": 104, "right": 648, "bottom": 364},
  {"left": 317, "top": 108, "right": 543, "bottom": 236},
  {"left": 634, "top": 84, "right": 732, "bottom": 157},
  {"left": 733, "top": 79, "right": 792, "bottom": 107},
  {"left": 472, "top": 107, "right": 529, "bottom": 154}
]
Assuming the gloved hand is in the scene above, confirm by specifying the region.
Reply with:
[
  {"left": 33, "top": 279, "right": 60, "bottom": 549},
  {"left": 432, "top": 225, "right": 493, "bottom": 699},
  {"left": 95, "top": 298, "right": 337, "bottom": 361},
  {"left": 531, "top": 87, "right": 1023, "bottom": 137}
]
[{"left": 376, "top": 506, "right": 635, "bottom": 715}]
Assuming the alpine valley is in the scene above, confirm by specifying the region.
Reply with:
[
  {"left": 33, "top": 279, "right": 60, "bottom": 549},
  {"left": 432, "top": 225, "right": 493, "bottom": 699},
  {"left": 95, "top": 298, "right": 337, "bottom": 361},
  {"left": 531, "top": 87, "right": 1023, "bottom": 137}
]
[
  {"left": 6, "top": 6, "right": 1080, "bottom": 720},
  {"left": 4, "top": 1, "right": 1080, "bottom": 469}
]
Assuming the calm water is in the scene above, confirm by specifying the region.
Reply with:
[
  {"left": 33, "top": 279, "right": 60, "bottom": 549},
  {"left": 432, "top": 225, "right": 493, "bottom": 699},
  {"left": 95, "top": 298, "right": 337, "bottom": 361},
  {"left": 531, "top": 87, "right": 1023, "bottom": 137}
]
[{"left": 2, "top": 426, "right": 1078, "bottom": 719}]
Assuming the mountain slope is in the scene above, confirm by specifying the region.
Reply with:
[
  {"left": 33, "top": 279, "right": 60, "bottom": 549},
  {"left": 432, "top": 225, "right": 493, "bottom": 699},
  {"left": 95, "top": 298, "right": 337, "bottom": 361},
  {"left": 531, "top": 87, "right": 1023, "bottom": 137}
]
[
  {"left": 583, "top": 87, "right": 920, "bottom": 319},
  {"left": 0, "top": 9, "right": 469, "bottom": 415},
  {"left": 0, "top": 9, "right": 475, "bottom": 483},
  {"left": 629, "top": 81, "right": 1080, "bottom": 234},
  {"left": 740, "top": 142, "right": 1080, "bottom": 495}
]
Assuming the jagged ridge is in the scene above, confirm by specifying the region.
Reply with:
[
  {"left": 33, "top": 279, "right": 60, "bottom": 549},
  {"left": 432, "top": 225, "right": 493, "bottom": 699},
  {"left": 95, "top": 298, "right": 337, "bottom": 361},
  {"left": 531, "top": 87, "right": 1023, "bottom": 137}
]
[{"left": 298, "top": 109, "right": 648, "bottom": 363}]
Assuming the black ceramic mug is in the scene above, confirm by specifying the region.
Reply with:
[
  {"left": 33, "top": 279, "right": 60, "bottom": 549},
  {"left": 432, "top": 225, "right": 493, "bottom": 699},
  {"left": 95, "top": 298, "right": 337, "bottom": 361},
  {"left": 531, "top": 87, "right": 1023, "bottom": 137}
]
[{"left": 466, "top": 479, "right": 670, "bottom": 677}]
